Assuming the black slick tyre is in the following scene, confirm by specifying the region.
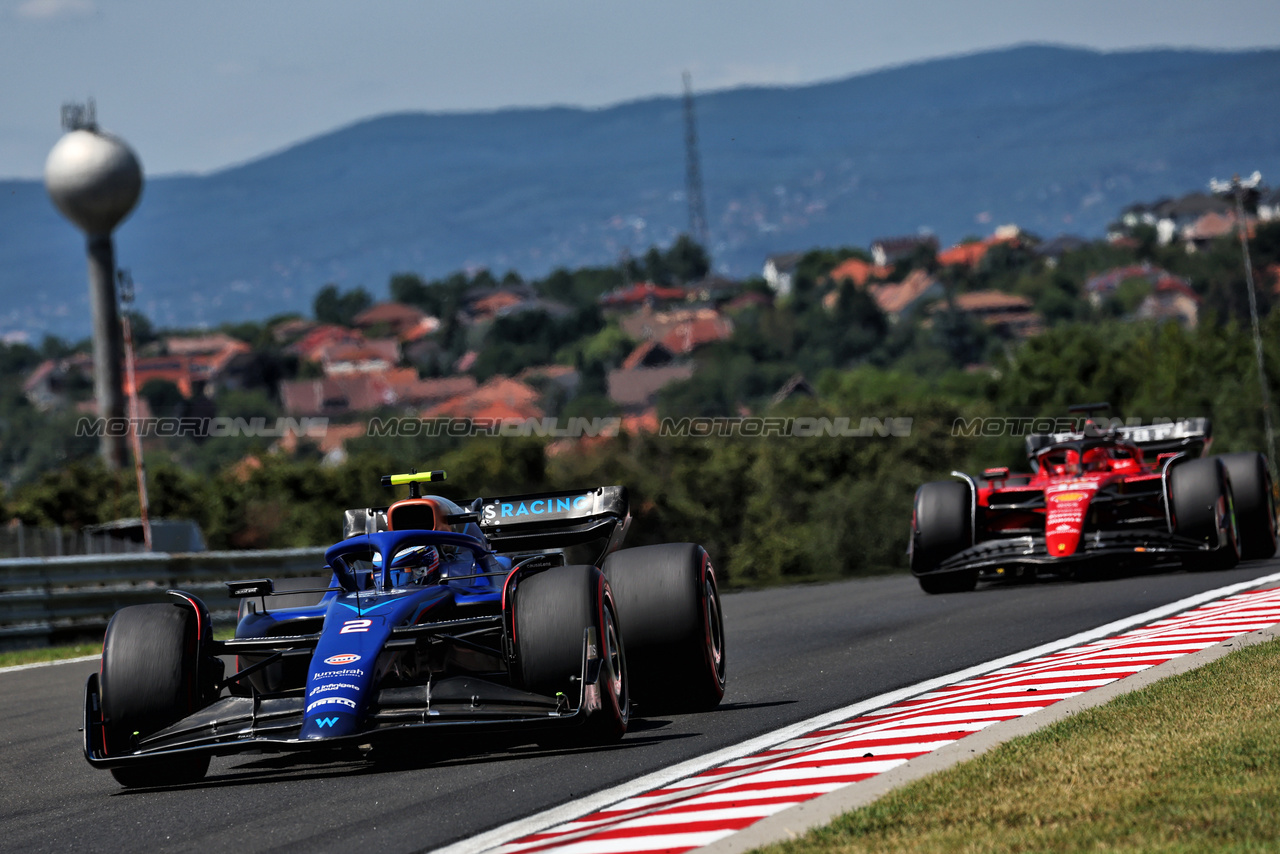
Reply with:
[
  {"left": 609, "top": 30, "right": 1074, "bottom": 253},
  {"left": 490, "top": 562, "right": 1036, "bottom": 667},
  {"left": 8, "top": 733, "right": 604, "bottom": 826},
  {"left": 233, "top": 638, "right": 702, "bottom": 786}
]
[
  {"left": 911, "top": 481, "right": 976, "bottom": 594},
  {"left": 1170, "top": 457, "right": 1240, "bottom": 571},
  {"left": 100, "top": 603, "right": 211, "bottom": 787},
  {"left": 514, "top": 564, "right": 629, "bottom": 744},
  {"left": 603, "top": 543, "right": 726, "bottom": 714},
  {"left": 1217, "top": 452, "right": 1277, "bottom": 560}
]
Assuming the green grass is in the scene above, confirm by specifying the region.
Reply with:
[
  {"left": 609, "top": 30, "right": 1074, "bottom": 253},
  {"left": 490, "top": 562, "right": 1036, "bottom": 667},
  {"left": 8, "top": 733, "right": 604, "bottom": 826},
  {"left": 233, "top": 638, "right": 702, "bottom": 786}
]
[
  {"left": 760, "top": 637, "right": 1280, "bottom": 854},
  {"left": 0, "top": 627, "right": 237, "bottom": 668},
  {"left": 0, "top": 642, "right": 100, "bottom": 668}
]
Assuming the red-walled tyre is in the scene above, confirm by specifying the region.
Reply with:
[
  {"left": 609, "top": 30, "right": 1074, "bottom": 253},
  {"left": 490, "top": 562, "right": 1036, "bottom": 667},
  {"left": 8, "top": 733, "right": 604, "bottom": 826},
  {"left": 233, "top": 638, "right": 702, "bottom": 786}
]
[
  {"left": 514, "top": 564, "right": 629, "bottom": 744},
  {"left": 603, "top": 543, "right": 726, "bottom": 714},
  {"left": 1171, "top": 457, "right": 1240, "bottom": 571},
  {"left": 1217, "top": 452, "right": 1277, "bottom": 560},
  {"left": 100, "top": 603, "right": 210, "bottom": 787}
]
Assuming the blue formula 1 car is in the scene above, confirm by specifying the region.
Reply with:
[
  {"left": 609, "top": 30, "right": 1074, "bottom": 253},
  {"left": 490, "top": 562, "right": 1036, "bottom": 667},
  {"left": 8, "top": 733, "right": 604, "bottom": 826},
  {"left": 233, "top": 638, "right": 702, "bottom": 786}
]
[{"left": 82, "top": 472, "right": 726, "bottom": 787}]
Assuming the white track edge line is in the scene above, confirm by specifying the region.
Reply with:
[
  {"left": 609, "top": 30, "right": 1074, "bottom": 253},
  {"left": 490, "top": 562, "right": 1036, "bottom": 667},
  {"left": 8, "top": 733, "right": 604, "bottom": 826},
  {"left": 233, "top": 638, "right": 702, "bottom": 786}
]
[
  {"left": 427, "top": 570, "right": 1280, "bottom": 854},
  {"left": 0, "top": 653, "right": 99, "bottom": 674}
]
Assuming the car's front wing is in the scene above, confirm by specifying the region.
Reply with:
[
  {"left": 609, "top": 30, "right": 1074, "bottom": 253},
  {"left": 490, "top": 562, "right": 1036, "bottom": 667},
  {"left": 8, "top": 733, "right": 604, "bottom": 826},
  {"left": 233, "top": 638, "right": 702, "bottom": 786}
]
[
  {"left": 83, "top": 636, "right": 604, "bottom": 770},
  {"left": 914, "top": 528, "right": 1216, "bottom": 577}
]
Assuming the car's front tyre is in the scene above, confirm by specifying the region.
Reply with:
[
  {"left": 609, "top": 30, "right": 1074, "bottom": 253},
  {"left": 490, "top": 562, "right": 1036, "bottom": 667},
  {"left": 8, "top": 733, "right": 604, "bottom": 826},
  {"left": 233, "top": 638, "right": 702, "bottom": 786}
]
[
  {"left": 513, "top": 564, "right": 629, "bottom": 745},
  {"left": 100, "top": 603, "right": 211, "bottom": 787},
  {"left": 911, "top": 481, "right": 977, "bottom": 594},
  {"left": 1170, "top": 457, "right": 1240, "bottom": 572}
]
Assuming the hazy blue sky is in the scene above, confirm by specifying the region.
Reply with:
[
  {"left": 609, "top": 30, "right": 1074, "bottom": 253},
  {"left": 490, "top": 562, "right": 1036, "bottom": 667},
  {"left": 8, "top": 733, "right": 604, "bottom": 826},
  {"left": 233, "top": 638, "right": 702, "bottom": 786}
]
[{"left": 2, "top": 0, "right": 1277, "bottom": 179}]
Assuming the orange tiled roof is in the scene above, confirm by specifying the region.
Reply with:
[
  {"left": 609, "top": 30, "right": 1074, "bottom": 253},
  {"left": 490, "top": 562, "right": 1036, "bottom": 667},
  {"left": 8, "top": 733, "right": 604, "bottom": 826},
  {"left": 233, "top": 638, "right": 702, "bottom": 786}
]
[
  {"left": 868, "top": 270, "right": 943, "bottom": 316},
  {"left": 290, "top": 325, "right": 365, "bottom": 362},
  {"left": 165, "top": 333, "right": 250, "bottom": 356},
  {"left": 621, "top": 407, "right": 660, "bottom": 434},
  {"left": 471, "top": 291, "right": 526, "bottom": 316},
  {"left": 950, "top": 290, "right": 1033, "bottom": 312},
  {"left": 659, "top": 316, "right": 733, "bottom": 354},
  {"left": 937, "top": 242, "right": 989, "bottom": 267},
  {"left": 828, "top": 258, "right": 890, "bottom": 287},
  {"left": 937, "top": 232, "right": 1020, "bottom": 268},
  {"left": 600, "top": 282, "right": 689, "bottom": 307},
  {"left": 423, "top": 376, "right": 544, "bottom": 420},
  {"left": 621, "top": 341, "right": 675, "bottom": 370},
  {"left": 353, "top": 302, "right": 427, "bottom": 328}
]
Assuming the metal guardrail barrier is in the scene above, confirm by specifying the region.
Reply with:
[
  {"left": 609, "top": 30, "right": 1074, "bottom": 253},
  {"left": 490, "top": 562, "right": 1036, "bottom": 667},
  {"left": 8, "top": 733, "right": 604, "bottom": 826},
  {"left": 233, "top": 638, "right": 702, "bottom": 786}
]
[
  {"left": 0, "top": 548, "right": 329, "bottom": 648},
  {"left": 0, "top": 522, "right": 149, "bottom": 559}
]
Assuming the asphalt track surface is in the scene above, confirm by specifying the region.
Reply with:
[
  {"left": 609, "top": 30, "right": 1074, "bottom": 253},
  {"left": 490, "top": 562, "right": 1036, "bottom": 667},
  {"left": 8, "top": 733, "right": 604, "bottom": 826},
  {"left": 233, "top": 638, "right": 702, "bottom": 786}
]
[{"left": 4, "top": 559, "right": 1278, "bottom": 854}]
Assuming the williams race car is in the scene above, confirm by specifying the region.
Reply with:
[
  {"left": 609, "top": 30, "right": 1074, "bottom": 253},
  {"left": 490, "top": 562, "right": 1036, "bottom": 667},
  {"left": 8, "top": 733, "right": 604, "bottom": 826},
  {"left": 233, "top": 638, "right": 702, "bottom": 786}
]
[
  {"left": 82, "top": 472, "right": 726, "bottom": 787},
  {"left": 910, "top": 405, "right": 1277, "bottom": 593}
]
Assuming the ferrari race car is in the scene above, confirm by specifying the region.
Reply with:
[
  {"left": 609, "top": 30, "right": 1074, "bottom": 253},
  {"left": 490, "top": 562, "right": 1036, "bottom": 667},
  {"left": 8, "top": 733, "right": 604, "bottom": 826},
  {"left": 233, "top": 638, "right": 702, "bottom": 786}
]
[
  {"left": 82, "top": 472, "right": 726, "bottom": 787},
  {"left": 910, "top": 405, "right": 1278, "bottom": 594}
]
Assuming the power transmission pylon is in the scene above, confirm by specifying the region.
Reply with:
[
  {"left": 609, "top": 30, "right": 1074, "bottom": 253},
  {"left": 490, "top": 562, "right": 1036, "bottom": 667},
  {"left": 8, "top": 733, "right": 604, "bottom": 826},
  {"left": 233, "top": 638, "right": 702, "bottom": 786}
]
[
  {"left": 683, "top": 71, "right": 710, "bottom": 252},
  {"left": 1211, "top": 171, "right": 1277, "bottom": 487}
]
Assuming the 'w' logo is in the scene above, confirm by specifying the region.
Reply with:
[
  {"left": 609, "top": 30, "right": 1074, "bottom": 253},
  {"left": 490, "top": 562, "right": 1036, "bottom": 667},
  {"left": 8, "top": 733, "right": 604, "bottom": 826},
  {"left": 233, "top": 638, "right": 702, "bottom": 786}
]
[{"left": 316, "top": 717, "right": 340, "bottom": 728}]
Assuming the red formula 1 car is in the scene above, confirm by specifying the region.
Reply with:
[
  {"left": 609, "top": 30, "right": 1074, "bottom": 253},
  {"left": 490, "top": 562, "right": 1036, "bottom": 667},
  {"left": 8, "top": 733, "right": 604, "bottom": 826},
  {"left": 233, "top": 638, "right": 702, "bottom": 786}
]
[{"left": 910, "top": 405, "right": 1278, "bottom": 593}]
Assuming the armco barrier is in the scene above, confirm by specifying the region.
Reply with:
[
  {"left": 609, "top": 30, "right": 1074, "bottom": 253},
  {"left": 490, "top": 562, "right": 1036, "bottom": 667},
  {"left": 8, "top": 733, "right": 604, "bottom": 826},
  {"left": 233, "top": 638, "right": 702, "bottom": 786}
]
[{"left": 0, "top": 548, "right": 328, "bottom": 647}]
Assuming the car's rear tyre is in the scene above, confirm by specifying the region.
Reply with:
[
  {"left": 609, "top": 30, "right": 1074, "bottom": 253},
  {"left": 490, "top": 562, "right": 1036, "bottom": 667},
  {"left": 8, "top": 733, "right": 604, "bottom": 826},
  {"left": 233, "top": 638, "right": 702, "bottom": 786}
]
[
  {"left": 912, "top": 481, "right": 975, "bottom": 593},
  {"left": 514, "top": 564, "right": 628, "bottom": 744},
  {"left": 1170, "top": 457, "right": 1240, "bottom": 571},
  {"left": 100, "top": 603, "right": 211, "bottom": 787},
  {"left": 1217, "top": 452, "right": 1277, "bottom": 560},
  {"left": 603, "top": 543, "right": 725, "bottom": 714}
]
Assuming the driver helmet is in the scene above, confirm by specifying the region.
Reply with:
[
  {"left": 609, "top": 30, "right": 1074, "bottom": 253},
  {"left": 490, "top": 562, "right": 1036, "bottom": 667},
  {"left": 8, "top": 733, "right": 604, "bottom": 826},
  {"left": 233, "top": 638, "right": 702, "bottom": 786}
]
[{"left": 409, "top": 545, "right": 441, "bottom": 584}]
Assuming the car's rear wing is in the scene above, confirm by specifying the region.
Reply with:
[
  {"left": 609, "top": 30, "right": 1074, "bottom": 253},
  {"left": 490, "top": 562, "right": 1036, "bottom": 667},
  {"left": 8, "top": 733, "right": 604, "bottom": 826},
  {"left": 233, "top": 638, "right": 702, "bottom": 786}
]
[
  {"left": 474, "top": 486, "right": 630, "bottom": 563},
  {"left": 1026, "top": 417, "right": 1212, "bottom": 459},
  {"left": 341, "top": 485, "right": 630, "bottom": 566}
]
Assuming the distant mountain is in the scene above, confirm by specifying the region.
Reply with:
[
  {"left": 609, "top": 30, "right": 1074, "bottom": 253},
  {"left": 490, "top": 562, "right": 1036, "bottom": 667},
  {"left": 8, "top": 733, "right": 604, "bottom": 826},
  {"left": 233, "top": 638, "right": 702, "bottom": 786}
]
[{"left": 3, "top": 44, "right": 1279, "bottom": 339}]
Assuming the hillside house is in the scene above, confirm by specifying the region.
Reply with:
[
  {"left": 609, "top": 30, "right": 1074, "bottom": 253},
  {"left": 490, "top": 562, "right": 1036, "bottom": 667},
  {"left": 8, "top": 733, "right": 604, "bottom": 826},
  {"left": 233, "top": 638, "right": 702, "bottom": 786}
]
[
  {"left": 599, "top": 282, "right": 690, "bottom": 312},
  {"left": 933, "top": 290, "right": 1044, "bottom": 339},
  {"left": 353, "top": 302, "right": 440, "bottom": 340},
  {"left": 618, "top": 306, "right": 733, "bottom": 355},
  {"left": 936, "top": 225, "right": 1021, "bottom": 268},
  {"left": 870, "top": 234, "right": 938, "bottom": 268},
  {"left": 321, "top": 340, "right": 401, "bottom": 376},
  {"left": 1135, "top": 278, "right": 1201, "bottom": 328},
  {"left": 620, "top": 341, "right": 678, "bottom": 370},
  {"left": 280, "top": 370, "right": 476, "bottom": 417},
  {"left": 1085, "top": 264, "right": 1194, "bottom": 308},
  {"left": 827, "top": 257, "right": 890, "bottom": 287},
  {"left": 606, "top": 363, "right": 695, "bottom": 411},
  {"left": 423, "top": 376, "right": 544, "bottom": 421},
  {"left": 287, "top": 325, "right": 365, "bottom": 364},
  {"left": 22, "top": 353, "right": 93, "bottom": 411},
  {"left": 763, "top": 253, "right": 803, "bottom": 297}
]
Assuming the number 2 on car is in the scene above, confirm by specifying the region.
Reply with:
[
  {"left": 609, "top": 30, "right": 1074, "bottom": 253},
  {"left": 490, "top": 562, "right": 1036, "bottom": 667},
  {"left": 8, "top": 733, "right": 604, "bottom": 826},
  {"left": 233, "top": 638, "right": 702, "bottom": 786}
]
[{"left": 340, "top": 619, "right": 372, "bottom": 634}]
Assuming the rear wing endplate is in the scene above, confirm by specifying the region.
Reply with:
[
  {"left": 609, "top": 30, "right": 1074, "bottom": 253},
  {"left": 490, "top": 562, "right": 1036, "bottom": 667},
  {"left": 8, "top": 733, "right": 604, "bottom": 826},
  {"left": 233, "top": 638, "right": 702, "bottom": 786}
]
[{"left": 1026, "top": 417, "right": 1212, "bottom": 459}]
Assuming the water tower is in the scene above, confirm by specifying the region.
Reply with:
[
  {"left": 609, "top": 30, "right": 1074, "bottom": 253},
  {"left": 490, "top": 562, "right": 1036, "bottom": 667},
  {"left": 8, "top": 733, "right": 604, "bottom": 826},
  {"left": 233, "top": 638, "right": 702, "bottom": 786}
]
[{"left": 44, "top": 101, "right": 143, "bottom": 469}]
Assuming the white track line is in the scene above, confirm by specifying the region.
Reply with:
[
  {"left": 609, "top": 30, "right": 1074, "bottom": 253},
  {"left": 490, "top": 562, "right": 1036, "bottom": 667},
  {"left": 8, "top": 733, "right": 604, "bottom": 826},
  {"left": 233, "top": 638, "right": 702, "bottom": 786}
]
[
  {"left": 430, "top": 570, "right": 1280, "bottom": 854},
  {"left": 0, "top": 653, "right": 99, "bottom": 675}
]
